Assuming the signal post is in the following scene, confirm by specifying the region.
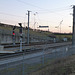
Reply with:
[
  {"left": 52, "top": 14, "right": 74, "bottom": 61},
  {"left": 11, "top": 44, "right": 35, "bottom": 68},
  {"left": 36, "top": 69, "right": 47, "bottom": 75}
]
[
  {"left": 12, "top": 26, "right": 16, "bottom": 45},
  {"left": 18, "top": 23, "right": 23, "bottom": 51}
]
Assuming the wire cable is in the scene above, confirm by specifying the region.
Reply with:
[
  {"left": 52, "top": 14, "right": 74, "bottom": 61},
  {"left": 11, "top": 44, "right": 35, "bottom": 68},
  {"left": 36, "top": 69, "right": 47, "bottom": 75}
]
[
  {"left": 16, "top": 0, "right": 71, "bottom": 13},
  {"left": 0, "top": 12, "right": 25, "bottom": 18}
]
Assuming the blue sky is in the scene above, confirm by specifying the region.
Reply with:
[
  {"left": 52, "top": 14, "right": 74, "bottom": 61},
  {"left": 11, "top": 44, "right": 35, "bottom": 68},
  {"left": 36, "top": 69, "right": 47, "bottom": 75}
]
[{"left": 0, "top": 0, "right": 75, "bottom": 33}]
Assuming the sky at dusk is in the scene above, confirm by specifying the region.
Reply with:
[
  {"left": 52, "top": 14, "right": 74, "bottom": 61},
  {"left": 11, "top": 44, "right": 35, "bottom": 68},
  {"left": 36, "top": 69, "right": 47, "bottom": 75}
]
[{"left": 0, "top": 0, "right": 75, "bottom": 33}]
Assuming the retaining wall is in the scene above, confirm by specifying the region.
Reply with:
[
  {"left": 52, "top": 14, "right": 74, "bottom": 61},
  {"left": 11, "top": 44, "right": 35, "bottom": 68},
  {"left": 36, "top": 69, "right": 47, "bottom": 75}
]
[{"left": 0, "top": 29, "right": 25, "bottom": 44}]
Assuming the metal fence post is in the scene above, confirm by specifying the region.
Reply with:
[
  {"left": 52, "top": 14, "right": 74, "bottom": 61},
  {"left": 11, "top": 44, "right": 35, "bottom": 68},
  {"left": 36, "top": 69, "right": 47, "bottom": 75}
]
[
  {"left": 6, "top": 63, "right": 9, "bottom": 75},
  {"left": 22, "top": 52, "right": 24, "bottom": 75}
]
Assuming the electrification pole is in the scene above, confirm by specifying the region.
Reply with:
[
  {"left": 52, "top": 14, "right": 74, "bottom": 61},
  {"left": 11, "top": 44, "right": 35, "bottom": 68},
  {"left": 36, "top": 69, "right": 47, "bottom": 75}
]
[
  {"left": 72, "top": 6, "right": 75, "bottom": 45},
  {"left": 27, "top": 11, "right": 31, "bottom": 45}
]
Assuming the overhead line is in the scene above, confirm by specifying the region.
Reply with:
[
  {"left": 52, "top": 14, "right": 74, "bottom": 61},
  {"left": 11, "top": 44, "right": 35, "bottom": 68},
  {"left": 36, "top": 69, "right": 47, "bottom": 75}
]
[
  {"left": 0, "top": 12, "right": 25, "bottom": 18},
  {"left": 16, "top": 0, "right": 71, "bottom": 13},
  {"left": 16, "top": 0, "right": 47, "bottom": 10}
]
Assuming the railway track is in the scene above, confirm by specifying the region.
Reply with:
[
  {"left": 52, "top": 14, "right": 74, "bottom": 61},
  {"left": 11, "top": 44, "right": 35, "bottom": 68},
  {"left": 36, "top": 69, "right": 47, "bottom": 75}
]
[
  {"left": 3, "top": 42, "right": 71, "bottom": 48},
  {"left": 0, "top": 48, "right": 42, "bottom": 59},
  {"left": 0, "top": 42, "right": 71, "bottom": 59},
  {"left": 3, "top": 42, "right": 49, "bottom": 48}
]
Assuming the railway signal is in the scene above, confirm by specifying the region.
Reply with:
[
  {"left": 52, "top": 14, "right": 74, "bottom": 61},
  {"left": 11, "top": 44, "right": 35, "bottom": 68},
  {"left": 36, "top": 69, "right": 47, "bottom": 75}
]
[
  {"left": 12, "top": 26, "right": 16, "bottom": 45},
  {"left": 13, "top": 26, "right": 16, "bottom": 35},
  {"left": 19, "top": 23, "right": 22, "bottom": 34},
  {"left": 18, "top": 23, "right": 23, "bottom": 51}
]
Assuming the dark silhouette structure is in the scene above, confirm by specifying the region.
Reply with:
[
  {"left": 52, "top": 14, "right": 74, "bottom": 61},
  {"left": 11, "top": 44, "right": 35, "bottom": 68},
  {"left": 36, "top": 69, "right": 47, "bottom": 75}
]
[{"left": 72, "top": 6, "right": 75, "bottom": 45}]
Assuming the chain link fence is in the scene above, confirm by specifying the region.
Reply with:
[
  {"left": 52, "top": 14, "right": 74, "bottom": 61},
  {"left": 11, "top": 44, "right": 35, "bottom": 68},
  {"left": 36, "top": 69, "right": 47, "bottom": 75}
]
[{"left": 0, "top": 45, "right": 75, "bottom": 75}]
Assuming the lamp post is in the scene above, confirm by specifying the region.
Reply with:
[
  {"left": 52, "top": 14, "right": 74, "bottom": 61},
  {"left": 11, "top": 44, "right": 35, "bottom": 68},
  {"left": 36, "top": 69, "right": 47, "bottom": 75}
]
[
  {"left": 33, "top": 12, "right": 38, "bottom": 31},
  {"left": 59, "top": 20, "right": 63, "bottom": 33},
  {"left": 55, "top": 26, "right": 59, "bottom": 33},
  {"left": 69, "top": 26, "right": 71, "bottom": 33},
  {"left": 55, "top": 20, "right": 63, "bottom": 33}
]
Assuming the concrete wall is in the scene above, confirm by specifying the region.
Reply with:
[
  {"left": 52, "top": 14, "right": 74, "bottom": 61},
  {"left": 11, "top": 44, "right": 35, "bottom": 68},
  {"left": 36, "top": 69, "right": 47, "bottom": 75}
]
[
  {"left": 0, "top": 29, "right": 45, "bottom": 44},
  {"left": 0, "top": 23, "right": 53, "bottom": 44},
  {"left": 0, "top": 29, "right": 25, "bottom": 44}
]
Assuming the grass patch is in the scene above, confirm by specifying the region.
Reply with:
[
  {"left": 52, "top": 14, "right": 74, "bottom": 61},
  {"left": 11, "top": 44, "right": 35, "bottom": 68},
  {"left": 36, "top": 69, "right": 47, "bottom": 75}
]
[{"left": 29, "top": 55, "right": 75, "bottom": 75}]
